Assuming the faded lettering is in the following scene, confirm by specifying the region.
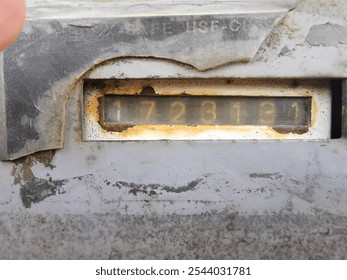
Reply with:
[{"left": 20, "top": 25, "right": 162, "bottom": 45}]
[
  {"left": 230, "top": 20, "right": 241, "bottom": 32},
  {"left": 120, "top": 18, "right": 246, "bottom": 36},
  {"left": 163, "top": 22, "right": 173, "bottom": 36}
]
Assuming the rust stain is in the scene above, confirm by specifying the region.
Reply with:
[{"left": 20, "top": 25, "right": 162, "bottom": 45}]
[
  {"left": 115, "top": 178, "right": 203, "bottom": 196},
  {"left": 311, "top": 97, "right": 318, "bottom": 127},
  {"left": 272, "top": 126, "right": 309, "bottom": 135},
  {"left": 103, "top": 125, "right": 270, "bottom": 139},
  {"left": 100, "top": 123, "right": 136, "bottom": 133},
  {"left": 11, "top": 164, "right": 34, "bottom": 186},
  {"left": 11, "top": 150, "right": 56, "bottom": 185}
]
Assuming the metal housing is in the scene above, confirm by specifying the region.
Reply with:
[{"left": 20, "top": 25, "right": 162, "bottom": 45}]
[{"left": 0, "top": 0, "right": 346, "bottom": 259}]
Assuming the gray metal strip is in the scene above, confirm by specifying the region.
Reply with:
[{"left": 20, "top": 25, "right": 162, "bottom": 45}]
[{"left": 0, "top": 53, "right": 7, "bottom": 159}]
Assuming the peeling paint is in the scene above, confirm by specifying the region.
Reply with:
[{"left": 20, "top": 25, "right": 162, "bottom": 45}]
[
  {"left": 249, "top": 173, "right": 284, "bottom": 180},
  {"left": 306, "top": 23, "right": 347, "bottom": 46},
  {"left": 20, "top": 177, "right": 66, "bottom": 208},
  {"left": 11, "top": 150, "right": 56, "bottom": 185},
  {"left": 115, "top": 178, "right": 203, "bottom": 196},
  {"left": 272, "top": 126, "right": 309, "bottom": 135}
]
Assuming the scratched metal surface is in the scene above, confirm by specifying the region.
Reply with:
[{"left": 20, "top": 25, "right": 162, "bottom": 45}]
[{"left": 0, "top": 0, "right": 347, "bottom": 259}]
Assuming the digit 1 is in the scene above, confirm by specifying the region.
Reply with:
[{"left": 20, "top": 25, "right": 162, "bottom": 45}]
[
  {"left": 230, "top": 102, "right": 241, "bottom": 125},
  {"left": 291, "top": 101, "right": 301, "bottom": 124},
  {"left": 113, "top": 100, "right": 121, "bottom": 121}
]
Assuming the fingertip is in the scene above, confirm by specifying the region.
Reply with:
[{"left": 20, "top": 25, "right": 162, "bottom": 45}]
[{"left": 0, "top": 0, "right": 26, "bottom": 51}]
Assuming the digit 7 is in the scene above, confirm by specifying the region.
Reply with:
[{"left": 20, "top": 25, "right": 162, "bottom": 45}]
[{"left": 140, "top": 100, "right": 156, "bottom": 122}]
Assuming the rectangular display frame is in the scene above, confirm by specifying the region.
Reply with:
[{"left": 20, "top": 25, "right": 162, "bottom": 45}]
[{"left": 82, "top": 79, "right": 331, "bottom": 141}]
